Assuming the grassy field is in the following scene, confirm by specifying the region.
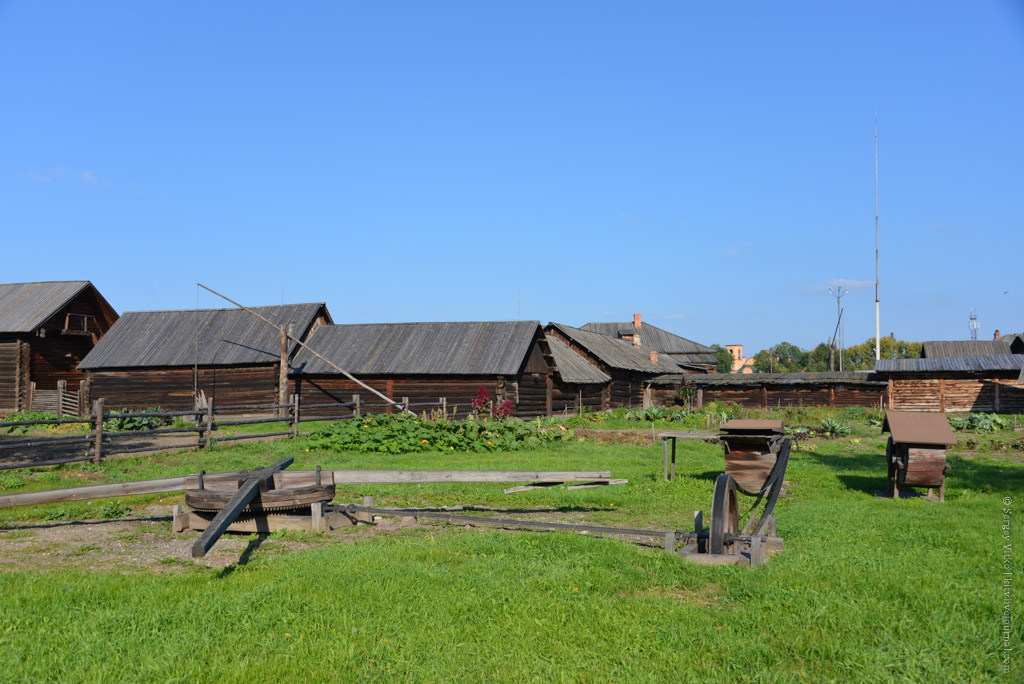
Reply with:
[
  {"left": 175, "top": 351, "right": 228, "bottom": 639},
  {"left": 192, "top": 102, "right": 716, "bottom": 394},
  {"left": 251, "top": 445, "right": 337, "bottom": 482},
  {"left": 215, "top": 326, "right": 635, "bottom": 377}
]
[{"left": 0, "top": 410, "right": 1021, "bottom": 682}]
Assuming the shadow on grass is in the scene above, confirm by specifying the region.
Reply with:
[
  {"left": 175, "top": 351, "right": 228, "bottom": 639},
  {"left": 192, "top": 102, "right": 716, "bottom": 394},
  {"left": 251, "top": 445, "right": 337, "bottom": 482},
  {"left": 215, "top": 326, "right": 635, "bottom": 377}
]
[
  {"left": 807, "top": 450, "right": 1023, "bottom": 496},
  {"left": 217, "top": 536, "right": 269, "bottom": 577}
]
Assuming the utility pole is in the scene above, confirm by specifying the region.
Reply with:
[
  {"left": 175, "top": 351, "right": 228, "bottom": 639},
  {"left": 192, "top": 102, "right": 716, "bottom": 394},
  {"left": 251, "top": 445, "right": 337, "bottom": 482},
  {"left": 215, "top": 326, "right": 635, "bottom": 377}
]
[
  {"left": 874, "top": 118, "right": 881, "bottom": 361},
  {"left": 828, "top": 283, "right": 847, "bottom": 371}
]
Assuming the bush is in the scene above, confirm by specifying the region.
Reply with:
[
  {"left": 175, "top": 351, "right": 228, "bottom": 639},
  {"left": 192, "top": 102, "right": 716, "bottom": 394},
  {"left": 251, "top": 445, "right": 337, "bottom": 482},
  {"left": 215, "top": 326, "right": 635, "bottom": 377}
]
[
  {"left": 307, "top": 413, "right": 572, "bottom": 454},
  {"left": 948, "top": 412, "right": 1010, "bottom": 432}
]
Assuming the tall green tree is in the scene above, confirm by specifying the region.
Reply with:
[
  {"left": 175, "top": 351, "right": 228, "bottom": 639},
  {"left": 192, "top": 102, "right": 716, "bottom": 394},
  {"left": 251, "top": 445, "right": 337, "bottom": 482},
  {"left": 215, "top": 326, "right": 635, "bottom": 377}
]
[
  {"left": 751, "top": 337, "right": 922, "bottom": 373},
  {"left": 710, "top": 344, "right": 735, "bottom": 374}
]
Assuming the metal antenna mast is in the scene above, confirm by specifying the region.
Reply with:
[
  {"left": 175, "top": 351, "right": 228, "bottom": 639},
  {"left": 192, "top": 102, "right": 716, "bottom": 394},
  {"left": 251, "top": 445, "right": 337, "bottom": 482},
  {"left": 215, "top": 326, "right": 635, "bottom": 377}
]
[{"left": 874, "top": 117, "right": 881, "bottom": 361}]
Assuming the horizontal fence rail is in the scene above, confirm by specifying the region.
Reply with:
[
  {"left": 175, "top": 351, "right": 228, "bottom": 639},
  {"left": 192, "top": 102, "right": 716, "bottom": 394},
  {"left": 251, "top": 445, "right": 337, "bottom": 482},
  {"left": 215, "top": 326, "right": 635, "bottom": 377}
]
[{"left": 0, "top": 394, "right": 482, "bottom": 470}]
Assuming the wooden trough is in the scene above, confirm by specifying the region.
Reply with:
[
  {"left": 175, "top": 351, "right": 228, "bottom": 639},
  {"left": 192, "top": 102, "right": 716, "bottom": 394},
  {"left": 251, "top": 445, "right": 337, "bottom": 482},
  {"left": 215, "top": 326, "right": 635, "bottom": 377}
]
[
  {"left": 882, "top": 411, "right": 955, "bottom": 501},
  {"left": 720, "top": 419, "right": 786, "bottom": 494}
]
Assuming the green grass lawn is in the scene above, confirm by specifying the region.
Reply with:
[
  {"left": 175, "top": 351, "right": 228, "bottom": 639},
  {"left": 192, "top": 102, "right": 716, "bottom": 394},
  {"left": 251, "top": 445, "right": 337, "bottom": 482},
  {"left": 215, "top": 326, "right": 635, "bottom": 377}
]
[{"left": 0, "top": 417, "right": 1021, "bottom": 682}]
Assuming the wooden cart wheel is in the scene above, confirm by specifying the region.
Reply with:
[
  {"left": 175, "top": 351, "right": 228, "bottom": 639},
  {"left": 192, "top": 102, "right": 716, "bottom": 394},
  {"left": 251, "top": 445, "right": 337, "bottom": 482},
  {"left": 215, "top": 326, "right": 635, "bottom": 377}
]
[{"left": 710, "top": 473, "right": 739, "bottom": 555}]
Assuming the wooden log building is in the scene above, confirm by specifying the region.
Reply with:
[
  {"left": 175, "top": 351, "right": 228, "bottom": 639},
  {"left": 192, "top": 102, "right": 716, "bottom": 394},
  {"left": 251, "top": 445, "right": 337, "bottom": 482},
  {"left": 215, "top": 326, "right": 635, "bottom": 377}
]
[
  {"left": 78, "top": 303, "right": 331, "bottom": 411},
  {"left": 646, "top": 372, "right": 890, "bottom": 409},
  {"left": 544, "top": 323, "right": 682, "bottom": 409},
  {"left": 875, "top": 355, "right": 1024, "bottom": 413},
  {"left": 288, "top": 321, "right": 568, "bottom": 419},
  {"left": 0, "top": 281, "right": 118, "bottom": 416},
  {"left": 581, "top": 313, "right": 718, "bottom": 372}
]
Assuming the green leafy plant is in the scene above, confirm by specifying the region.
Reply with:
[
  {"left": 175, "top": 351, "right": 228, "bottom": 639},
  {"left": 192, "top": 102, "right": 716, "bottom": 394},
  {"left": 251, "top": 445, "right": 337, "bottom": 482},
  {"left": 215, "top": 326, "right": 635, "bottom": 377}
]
[
  {"left": 308, "top": 413, "right": 571, "bottom": 454},
  {"left": 98, "top": 500, "right": 131, "bottom": 519},
  {"left": 104, "top": 407, "right": 170, "bottom": 432},
  {"left": 819, "top": 416, "right": 852, "bottom": 437},
  {"left": 2, "top": 410, "right": 60, "bottom": 434}
]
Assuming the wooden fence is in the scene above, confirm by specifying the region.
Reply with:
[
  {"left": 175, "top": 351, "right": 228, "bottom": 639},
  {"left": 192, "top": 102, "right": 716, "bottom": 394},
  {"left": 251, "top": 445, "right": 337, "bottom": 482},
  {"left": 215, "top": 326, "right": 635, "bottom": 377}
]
[
  {"left": 25, "top": 380, "right": 82, "bottom": 416},
  {"left": 0, "top": 395, "right": 471, "bottom": 471}
]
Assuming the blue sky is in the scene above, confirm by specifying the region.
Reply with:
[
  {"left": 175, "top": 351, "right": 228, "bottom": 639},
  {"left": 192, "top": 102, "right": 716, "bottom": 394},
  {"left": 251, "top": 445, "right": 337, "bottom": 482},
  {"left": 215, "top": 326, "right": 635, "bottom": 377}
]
[{"left": 2, "top": 2, "right": 1021, "bottom": 355}]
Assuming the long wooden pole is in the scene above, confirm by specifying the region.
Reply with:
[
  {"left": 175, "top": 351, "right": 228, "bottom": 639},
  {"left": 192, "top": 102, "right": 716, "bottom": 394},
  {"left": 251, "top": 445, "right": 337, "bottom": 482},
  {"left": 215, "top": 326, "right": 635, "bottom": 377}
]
[
  {"left": 0, "top": 470, "right": 613, "bottom": 508},
  {"left": 198, "top": 283, "right": 410, "bottom": 414}
]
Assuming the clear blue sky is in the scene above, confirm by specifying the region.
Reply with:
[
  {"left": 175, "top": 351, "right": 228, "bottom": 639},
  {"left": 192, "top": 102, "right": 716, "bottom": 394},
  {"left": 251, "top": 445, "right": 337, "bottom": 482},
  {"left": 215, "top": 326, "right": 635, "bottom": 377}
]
[{"left": 2, "top": 2, "right": 1021, "bottom": 355}]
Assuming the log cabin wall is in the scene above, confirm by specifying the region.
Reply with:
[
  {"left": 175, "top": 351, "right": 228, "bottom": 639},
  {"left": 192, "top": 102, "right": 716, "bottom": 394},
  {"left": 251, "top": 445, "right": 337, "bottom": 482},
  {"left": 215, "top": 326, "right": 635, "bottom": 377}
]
[
  {"left": 889, "top": 374, "right": 1024, "bottom": 412},
  {"left": 29, "top": 287, "right": 118, "bottom": 393},
  {"left": 290, "top": 376, "right": 506, "bottom": 418},
  {"left": 654, "top": 381, "right": 888, "bottom": 409},
  {"left": 550, "top": 380, "right": 604, "bottom": 414},
  {"left": 86, "top": 365, "right": 279, "bottom": 411},
  {"left": 0, "top": 339, "right": 20, "bottom": 415}
]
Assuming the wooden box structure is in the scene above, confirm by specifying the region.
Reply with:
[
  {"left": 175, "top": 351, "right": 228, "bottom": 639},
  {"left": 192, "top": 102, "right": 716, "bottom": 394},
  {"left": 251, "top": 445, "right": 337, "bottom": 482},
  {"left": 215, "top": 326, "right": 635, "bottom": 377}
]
[
  {"left": 882, "top": 411, "right": 956, "bottom": 501},
  {"left": 720, "top": 419, "right": 786, "bottom": 494}
]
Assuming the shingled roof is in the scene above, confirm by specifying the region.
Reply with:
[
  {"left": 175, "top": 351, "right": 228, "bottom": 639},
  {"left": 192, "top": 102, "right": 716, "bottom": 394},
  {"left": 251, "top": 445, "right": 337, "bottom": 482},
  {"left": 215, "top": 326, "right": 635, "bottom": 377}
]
[
  {"left": 79, "top": 303, "right": 329, "bottom": 369},
  {"left": 580, "top": 320, "right": 717, "bottom": 366},
  {"left": 546, "top": 323, "right": 680, "bottom": 374},
  {"left": 546, "top": 335, "right": 611, "bottom": 384},
  {"left": 875, "top": 354, "right": 1024, "bottom": 374},
  {"left": 920, "top": 337, "right": 1022, "bottom": 358},
  {"left": 290, "top": 321, "right": 544, "bottom": 376},
  {"left": 0, "top": 281, "right": 112, "bottom": 333}
]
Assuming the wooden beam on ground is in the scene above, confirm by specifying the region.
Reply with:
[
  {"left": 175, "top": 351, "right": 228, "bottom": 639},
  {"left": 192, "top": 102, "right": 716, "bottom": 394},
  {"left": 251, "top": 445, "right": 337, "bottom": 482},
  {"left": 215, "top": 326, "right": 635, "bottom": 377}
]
[{"left": 0, "top": 470, "right": 614, "bottom": 508}]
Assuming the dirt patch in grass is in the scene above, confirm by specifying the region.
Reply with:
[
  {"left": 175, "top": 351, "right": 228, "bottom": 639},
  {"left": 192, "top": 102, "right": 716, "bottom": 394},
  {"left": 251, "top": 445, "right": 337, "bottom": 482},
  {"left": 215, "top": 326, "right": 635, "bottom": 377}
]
[{"left": 0, "top": 505, "right": 426, "bottom": 575}]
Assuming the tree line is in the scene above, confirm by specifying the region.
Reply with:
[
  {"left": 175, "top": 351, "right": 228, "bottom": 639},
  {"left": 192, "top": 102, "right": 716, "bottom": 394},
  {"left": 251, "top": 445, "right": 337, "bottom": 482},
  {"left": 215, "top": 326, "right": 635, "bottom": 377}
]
[{"left": 746, "top": 337, "right": 922, "bottom": 373}]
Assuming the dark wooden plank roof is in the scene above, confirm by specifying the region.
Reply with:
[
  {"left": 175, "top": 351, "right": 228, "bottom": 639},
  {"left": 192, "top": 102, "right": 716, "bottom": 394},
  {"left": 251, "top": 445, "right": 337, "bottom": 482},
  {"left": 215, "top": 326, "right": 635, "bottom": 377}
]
[
  {"left": 546, "top": 335, "right": 611, "bottom": 384},
  {"left": 546, "top": 323, "right": 678, "bottom": 374},
  {"left": 875, "top": 354, "right": 1024, "bottom": 374},
  {"left": 0, "top": 281, "right": 94, "bottom": 333},
  {"left": 290, "top": 321, "right": 543, "bottom": 376},
  {"left": 581, "top": 321, "right": 715, "bottom": 354},
  {"left": 78, "top": 303, "right": 329, "bottom": 369},
  {"left": 648, "top": 371, "right": 886, "bottom": 387},
  {"left": 920, "top": 338, "right": 1021, "bottom": 357}
]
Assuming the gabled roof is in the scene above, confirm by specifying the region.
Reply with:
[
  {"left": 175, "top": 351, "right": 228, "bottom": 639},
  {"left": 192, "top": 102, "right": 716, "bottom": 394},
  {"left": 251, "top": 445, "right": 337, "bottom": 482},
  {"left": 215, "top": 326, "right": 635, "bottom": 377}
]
[
  {"left": 0, "top": 281, "right": 100, "bottom": 333},
  {"left": 920, "top": 337, "right": 1022, "bottom": 358},
  {"left": 546, "top": 335, "right": 611, "bottom": 384},
  {"left": 546, "top": 323, "right": 678, "bottom": 374},
  {"left": 581, "top": 321, "right": 714, "bottom": 352},
  {"left": 290, "top": 321, "right": 543, "bottom": 376},
  {"left": 581, "top": 321, "right": 716, "bottom": 366},
  {"left": 79, "top": 303, "right": 329, "bottom": 369},
  {"left": 875, "top": 354, "right": 1024, "bottom": 374}
]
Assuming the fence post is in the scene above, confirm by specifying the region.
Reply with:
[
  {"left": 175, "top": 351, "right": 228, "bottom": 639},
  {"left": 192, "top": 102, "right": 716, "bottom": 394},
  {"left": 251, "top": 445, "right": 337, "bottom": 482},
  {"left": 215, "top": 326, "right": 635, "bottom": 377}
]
[
  {"left": 291, "top": 393, "right": 300, "bottom": 439},
  {"left": 403, "top": 396, "right": 409, "bottom": 413},
  {"left": 92, "top": 398, "right": 104, "bottom": 465},
  {"left": 57, "top": 380, "right": 67, "bottom": 417},
  {"left": 204, "top": 402, "right": 214, "bottom": 449}
]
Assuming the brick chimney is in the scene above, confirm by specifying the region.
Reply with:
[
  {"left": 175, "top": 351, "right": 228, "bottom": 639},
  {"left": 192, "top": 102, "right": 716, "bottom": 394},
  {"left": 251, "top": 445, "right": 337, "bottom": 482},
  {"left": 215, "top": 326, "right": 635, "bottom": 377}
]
[
  {"left": 633, "top": 313, "right": 642, "bottom": 329},
  {"left": 994, "top": 330, "right": 1001, "bottom": 340},
  {"left": 650, "top": 351, "right": 658, "bottom": 363}
]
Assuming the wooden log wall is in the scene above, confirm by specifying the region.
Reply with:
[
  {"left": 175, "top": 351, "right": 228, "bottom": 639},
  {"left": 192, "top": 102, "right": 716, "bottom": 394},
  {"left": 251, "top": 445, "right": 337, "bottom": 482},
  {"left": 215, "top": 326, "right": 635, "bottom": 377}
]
[
  {"left": 0, "top": 339, "right": 19, "bottom": 415},
  {"left": 655, "top": 382, "right": 888, "bottom": 409},
  {"left": 890, "top": 375, "right": 1024, "bottom": 412},
  {"left": 550, "top": 380, "right": 604, "bottom": 414},
  {"left": 27, "top": 334, "right": 96, "bottom": 391},
  {"left": 291, "top": 376, "right": 510, "bottom": 418},
  {"left": 87, "top": 365, "right": 279, "bottom": 411},
  {"left": 516, "top": 373, "right": 549, "bottom": 419}
]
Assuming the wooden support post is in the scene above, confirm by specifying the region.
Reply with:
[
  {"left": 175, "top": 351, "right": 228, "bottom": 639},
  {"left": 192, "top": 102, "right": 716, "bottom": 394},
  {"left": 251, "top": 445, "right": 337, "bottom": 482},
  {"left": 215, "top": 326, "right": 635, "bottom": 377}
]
[
  {"left": 748, "top": 534, "right": 763, "bottom": 568},
  {"left": 402, "top": 396, "right": 409, "bottom": 412},
  {"left": 545, "top": 374, "right": 553, "bottom": 417},
  {"left": 172, "top": 504, "right": 188, "bottom": 533},
  {"left": 664, "top": 531, "right": 676, "bottom": 553},
  {"left": 441, "top": 396, "right": 447, "bottom": 419},
  {"left": 670, "top": 439, "right": 676, "bottom": 481},
  {"left": 761, "top": 385, "right": 768, "bottom": 409},
  {"left": 662, "top": 439, "right": 668, "bottom": 480},
  {"left": 352, "top": 394, "right": 360, "bottom": 416},
  {"left": 994, "top": 383, "right": 1000, "bottom": 413},
  {"left": 279, "top": 328, "right": 288, "bottom": 417},
  {"left": 291, "top": 393, "right": 300, "bottom": 438},
  {"left": 57, "top": 380, "right": 66, "bottom": 417},
  {"left": 311, "top": 501, "right": 324, "bottom": 532},
  {"left": 939, "top": 378, "right": 946, "bottom": 413},
  {"left": 92, "top": 398, "right": 104, "bottom": 465},
  {"left": 355, "top": 496, "right": 373, "bottom": 523},
  {"left": 204, "top": 402, "right": 214, "bottom": 449}
]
